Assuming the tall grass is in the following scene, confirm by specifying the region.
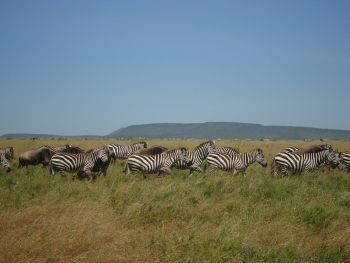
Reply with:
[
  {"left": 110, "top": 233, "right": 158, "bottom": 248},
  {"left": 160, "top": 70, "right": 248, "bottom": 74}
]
[{"left": 0, "top": 139, "right": 349, "bottom": 262}]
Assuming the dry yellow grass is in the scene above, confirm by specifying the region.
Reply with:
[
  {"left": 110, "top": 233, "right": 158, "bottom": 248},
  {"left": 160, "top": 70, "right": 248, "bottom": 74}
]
[{"left": 0, "top": 139, "right": 349, "bottom": 262}]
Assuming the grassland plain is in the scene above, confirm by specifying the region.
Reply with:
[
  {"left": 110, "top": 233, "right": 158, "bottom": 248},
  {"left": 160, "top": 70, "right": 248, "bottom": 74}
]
[{"left": 0, "top": 139, "right": 349, "bottom": 263}]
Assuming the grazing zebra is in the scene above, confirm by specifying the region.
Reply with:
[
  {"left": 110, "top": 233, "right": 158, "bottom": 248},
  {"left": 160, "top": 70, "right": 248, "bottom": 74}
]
[
  {"left": 126, "top": 147, "right": 188, "bottom": 175},
  {"left": 50, "top": 148, "right": 109, "bottom": 178},
  {"left": 205, "top": 148, "right": 267, "bottom": 176},
  {"left": 273, "top": 145, "right": 340, "bottom": 176},
  {"left": 210, "top": 146, "right": 239, "bottom": 155},
  {"left": 172, "top": 140, "right": 215, "bottom": 174},
  {"left": 339, "top": 152, "right": 350, "bottom": 171},
  {"left": 107, "top": 141, "right": 147, "bottom": 161}
]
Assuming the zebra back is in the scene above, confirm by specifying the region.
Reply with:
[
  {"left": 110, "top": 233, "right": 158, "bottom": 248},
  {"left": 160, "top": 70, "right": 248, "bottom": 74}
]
[
  {"left": 107, "top": 141, "right": 147, "bottom": 160},
  {"left": 283, "top": 146, "right": 300, "bottom": 153},
  {"left": 126, "top": 147, "right": 187, "bottom": 174},
  {"left": 206, "top": 148, "right": 267, "bottom": 171},
  {"left": 210, "top": 146, "right": 239, "bottom": 155}
]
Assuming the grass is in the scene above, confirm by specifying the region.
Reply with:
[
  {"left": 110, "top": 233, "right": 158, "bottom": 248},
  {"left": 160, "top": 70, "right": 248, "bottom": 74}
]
[{"left": 0, "top": 139, "right": 349, "bottom": 262}]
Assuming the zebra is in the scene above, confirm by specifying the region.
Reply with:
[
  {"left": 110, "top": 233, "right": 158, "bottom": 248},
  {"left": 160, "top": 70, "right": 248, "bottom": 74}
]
[
  {"left": 0, "top": 146, "right": 14, "bottom": 160},
  {"left": 338, "top": 152, "right": 350, "bottom": 172},
  {"left": 204, "top": 148, "right": 267, "bottom": 176},
  {"left": 107, "top": 141, "right": 147, "bottom": 161},
  {"left": 273, "top": 145, "right": 340, "bottom": 176},
  {"left": 279, "top": 144, "right": 340, "bottom": 170},
  {"left": 0, "top": 152, "right": 11, "bottom": 172},
  {"left": 125, "top": 147, "right": 189, "bottom": 175},
  {"left": 50, "top": 148, "right": 109, "bottom": 179},
  {"left": 172, "top": 140, "right": 215, "bottom": 174},
  {"left": 0, "top": 147, "right": 14, "bottom": 172}
]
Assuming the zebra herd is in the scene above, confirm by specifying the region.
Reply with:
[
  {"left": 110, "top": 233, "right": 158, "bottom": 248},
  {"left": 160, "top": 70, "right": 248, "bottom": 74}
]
[{"left": 0, "top": 141, "right": 350, "bottom": 179}]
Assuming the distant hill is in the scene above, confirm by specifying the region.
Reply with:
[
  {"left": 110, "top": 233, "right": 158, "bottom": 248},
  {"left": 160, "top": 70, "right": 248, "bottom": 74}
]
[
  {"left": 1, "top": 133, "right": 102, "bottom": 139},
  {"left": 107, "top": 122, "right": 350, "bottom": 140},
  {"left": 3, "top": 122, "right": 350, "bottom": 140}
]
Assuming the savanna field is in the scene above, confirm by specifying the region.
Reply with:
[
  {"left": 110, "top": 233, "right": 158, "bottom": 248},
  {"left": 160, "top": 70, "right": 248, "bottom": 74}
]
[{"left": 0, "top": 139, "right": 349, "bottom": 263}]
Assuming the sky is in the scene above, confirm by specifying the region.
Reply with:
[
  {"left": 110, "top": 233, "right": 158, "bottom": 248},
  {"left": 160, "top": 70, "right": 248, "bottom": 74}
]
[{"left": 1, "top": 0, "right": 349, "bottom": 135}]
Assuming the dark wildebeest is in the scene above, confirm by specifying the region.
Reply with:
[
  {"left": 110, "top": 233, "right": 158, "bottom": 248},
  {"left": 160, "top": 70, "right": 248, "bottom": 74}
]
[
  {"left": 133, "top": 146, "right": 168, "bottom": 156},
  {"left": 18, "top": 146, "right": 54, "bottom": 167},
  {"left": 18, "top": 145, "right": 82, "bottom": 168}
]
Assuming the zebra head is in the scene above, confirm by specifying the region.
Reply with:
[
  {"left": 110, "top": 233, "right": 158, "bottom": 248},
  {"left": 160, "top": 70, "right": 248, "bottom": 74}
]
[
  {"left": 134, "top": 141, "right": 147, "bottom": 149},
  {"left": 325, "top": 149, "right": 341, "bottom": 166},
  {"left": 255, "top": 148, "right": 268, "bottom": 167},
  {"left": 96, "top": 149, "right": 109, "bottom": 163},
  {"left": 179, "top": 147, "right": 191, "bottom": 163},
  {"left": 195, "top": 140, "right": 215, "bottom": 157},
  {"left": 5, "top": 147, "right": 14, "bottom": 160}
]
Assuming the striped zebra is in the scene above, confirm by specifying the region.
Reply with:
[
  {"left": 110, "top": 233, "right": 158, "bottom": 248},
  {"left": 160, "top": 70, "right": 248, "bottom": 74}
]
[
  {"left": 205, "top": 148, "right": 267, "bottom": 176},
  {"left": 0, "top": 147, "right": 14, "bottom": 172},
  {"left": 172, "top": 140, "right": 215, "bottom": 174},
  {"left": 0, "top": 147, "right": 14, "bottom": 160},
  {"left": 339, "top": 152, "right": 350, "bottom": 172},
  {"left": 273, "top": 145, "right": 340, "bottom": 176},
  {"left": 107, "top": 141, "right": 147, "bottom": 161},
  {"left": 50, "top": 148, "right": 109, "bottom": 178},
  {"left": 126, "top": 147, "right": 188, "bottom": 175}
]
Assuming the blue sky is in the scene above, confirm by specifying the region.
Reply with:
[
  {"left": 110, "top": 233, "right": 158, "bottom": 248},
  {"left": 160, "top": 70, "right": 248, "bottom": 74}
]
[{"left": 1, "top": 0, "right": 349, "bottom": 135}]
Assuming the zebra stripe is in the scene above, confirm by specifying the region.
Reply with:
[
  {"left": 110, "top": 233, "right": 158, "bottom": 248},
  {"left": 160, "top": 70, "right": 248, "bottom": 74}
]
[
  {"left": 126, "top": 148, "right": 188, "bottom": 175},
  {"left": 172, "top": 140, "right": 215, "bottom": 174},
  {"left": 273, "top": 146, "right": 339, "bottom": 176},
  {"left": 0, "top": 147, "right": 14, "bottom": 160},
  {"left": 283, "top": 146, "right": 300, "bottom": 153},
  {"left": 50, "top": 148, "right": 109, "bottom": 177},
  {"left": 210, "top": 146, "right": 239, "bottom": 155},
  {"left": 205, "top": 148, "right": 267, "bottom": 175},
  {"left": 339, "top": 152, "right": 350, "bottom": 171},
  {"left": 107, "top": 141, "right": 147, "bottom": 160},
  {"left": 0, "top": 153, "right": 11, "bottom": 172}
]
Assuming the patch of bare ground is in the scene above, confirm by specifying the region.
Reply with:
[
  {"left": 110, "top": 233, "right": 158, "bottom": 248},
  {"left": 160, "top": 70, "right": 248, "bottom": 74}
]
[{"left": 0, "top": 201, "right": 161, "bottom": 263}]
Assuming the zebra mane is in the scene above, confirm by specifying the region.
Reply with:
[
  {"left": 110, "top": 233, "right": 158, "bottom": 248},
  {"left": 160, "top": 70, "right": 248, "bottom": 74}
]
[{"left": 294, "top": 144, "right": 331, "bottom": 154}]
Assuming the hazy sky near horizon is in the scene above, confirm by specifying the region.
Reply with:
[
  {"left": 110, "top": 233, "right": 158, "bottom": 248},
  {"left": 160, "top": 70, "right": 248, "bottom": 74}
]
[{"left": 1, "top": 0, "right": 349, "bottom": 135}]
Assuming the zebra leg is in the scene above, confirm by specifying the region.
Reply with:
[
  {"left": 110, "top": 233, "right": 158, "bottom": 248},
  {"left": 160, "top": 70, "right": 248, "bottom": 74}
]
[
  {"left": 125, "top": 163, "right": 131, "bottom": 175},
  {"left": 189, "top": 166, "right": 202, "bottom": 176},
  {"left": 203, "top": 162, "right": 207, "bottom": 173}
]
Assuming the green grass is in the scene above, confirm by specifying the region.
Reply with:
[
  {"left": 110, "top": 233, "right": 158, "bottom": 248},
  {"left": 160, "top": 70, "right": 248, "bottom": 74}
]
[{"left": 0, "top": 139, "right": 349, "bottom": 262}]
